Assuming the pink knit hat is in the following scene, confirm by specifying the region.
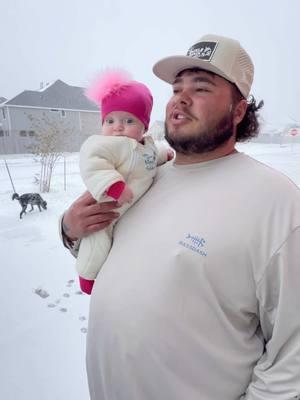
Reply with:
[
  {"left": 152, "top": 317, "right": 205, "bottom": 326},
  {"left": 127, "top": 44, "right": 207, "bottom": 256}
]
[{"left": 85, "top": 70, "right": 153, "bottom": 130}]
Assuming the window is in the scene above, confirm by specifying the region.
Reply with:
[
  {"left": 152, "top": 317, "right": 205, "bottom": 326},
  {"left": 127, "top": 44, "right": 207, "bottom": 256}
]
[
  {"left": 28, "top": 130, "right": 35, "bottom": 137},
  {"left": 50, "top": 109, "right": 59, "bottom": 112},
  {"left": 20, "top": 130, "right": 27, "bottom": 137},
  {"left": 0, "top": 130, "right": 4, "bottom": 137},
  {"left": 61, "top": 110, "right": 66, "bottom": 117}
]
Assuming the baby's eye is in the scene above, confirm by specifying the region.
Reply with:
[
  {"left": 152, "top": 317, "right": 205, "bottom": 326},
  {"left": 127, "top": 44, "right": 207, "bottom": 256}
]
[
  {"left": 125, "top": 118, "right": 135, "bottom": 124},
  {"left": 105, "top": 118, "right": 114, "bottom": 124}
]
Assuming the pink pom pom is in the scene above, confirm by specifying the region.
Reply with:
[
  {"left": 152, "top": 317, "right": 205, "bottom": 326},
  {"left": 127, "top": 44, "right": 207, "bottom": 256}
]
[{"left": 85, "top": 69, "right": 132, "bottom": 106}]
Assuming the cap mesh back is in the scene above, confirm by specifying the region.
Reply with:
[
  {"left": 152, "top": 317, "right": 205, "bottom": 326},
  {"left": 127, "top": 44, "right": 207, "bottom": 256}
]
[{"left": 238, "top": 50, "right": 254, "bottom": 79}]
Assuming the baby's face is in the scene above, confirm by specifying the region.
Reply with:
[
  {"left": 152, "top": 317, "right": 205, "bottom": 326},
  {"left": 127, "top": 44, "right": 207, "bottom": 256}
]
[{"left": 102, "top": 111, "right": 145, "bottom": 141}]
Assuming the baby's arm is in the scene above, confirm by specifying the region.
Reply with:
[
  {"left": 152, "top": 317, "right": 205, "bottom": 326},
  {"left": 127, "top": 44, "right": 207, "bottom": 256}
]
[
  {"left": 80, "top": 135, "right": 126, "bottom": 201},
  {"left": 80, "top": 135, "right": 134, "bottom": 206},
  {"left": 155, "top": 142, "right": 174, "bottom": 166},
  {"left": 106, "top": 181, "right": 133, "bottom": 205}
]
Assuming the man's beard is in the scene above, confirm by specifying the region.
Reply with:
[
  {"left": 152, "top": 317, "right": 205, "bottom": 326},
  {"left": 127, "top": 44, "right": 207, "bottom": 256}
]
[{"left": 165, "top": 112, "right": 234, "bottom": 155}]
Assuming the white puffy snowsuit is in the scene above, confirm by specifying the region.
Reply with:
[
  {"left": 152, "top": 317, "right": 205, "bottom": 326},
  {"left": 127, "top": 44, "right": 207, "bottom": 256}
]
[{"left": 76, "top": 134, "right": 168, "bottom": 281}]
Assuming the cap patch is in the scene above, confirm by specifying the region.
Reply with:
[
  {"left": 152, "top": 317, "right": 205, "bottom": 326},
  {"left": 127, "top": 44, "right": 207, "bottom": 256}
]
[{"left": 186, "top": 41, "right": 218, "bottom": 61}]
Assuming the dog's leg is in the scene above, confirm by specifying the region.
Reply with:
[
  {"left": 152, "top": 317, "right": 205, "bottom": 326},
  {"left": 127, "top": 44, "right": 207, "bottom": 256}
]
[
  {"left": 20, "top": 206, "right": 26, "bottom": 219},
  {"left": 29, "top": 204, "right": 34, "bottom": 212},
  {"left": 38, "top": 205, "right": 42, "bottom": 212}
]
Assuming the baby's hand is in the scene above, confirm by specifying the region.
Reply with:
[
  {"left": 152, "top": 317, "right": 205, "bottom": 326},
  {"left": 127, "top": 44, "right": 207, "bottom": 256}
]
[
  {"left": 117, "top": 185, "right": 134, "bottom": 206},
  {"left": 167, "top": 148, "right": 175, "bottom": 161}
]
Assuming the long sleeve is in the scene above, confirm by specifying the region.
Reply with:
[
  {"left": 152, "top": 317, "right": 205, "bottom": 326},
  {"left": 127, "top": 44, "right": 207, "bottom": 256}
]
[
  {"left": 58, "top": 213, "right": 81, "bottom": 258},
  {"left": 244, "top": 227, "right": 300, "bottom": 399},
  {"left": 80, "top": 135, "right": 130, "bottom": 201}
]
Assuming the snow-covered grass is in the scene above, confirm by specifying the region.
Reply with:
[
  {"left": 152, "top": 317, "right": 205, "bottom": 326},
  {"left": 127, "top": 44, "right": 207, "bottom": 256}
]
[
  {"left": 0, "top": 142, "right": 299, "bottom": 400},
  {"left": 0, "top": 153, "right": 90, "bottom": 400}
]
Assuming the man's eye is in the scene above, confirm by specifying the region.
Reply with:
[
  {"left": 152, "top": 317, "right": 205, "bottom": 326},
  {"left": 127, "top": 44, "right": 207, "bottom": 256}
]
[{"left": 196, "top": 87, "right": 210, "bottom": 92}]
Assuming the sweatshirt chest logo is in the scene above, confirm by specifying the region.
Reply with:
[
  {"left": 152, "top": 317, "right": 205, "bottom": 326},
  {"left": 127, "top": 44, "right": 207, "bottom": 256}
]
[
  {"left": 179, "top": 233, "right": 207, "bottom": 257},
  {"left": 143, "top": 151, "right": 157, "bottom": 170}
]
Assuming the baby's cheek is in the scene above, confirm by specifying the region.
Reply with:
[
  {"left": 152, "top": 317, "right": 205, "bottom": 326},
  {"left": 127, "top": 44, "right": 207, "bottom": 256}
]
[{"left": 102, "top": 128, "right": 113, "bottom": 136}]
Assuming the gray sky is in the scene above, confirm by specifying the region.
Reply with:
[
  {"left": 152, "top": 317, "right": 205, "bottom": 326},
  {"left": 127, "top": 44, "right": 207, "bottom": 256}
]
[{"left": 2, "top": 0, "right": 300, "bottom": 128}]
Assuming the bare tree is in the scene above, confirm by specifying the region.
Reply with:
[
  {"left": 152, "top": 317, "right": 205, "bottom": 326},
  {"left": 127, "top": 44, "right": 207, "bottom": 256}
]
[{"left": 26, "top": 112, "right": 74, "bottom": 192}]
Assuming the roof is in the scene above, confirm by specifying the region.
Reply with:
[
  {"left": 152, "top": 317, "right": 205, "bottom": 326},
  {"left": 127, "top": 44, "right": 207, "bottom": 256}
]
[
  {"left": 5, "top": 80, "right": 99, "bottom": 111},
  {"left": 0, "top": 97, "right": 7, "bottom": 104}
]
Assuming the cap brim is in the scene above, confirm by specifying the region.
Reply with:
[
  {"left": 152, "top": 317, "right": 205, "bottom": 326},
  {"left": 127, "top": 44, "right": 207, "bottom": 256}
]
[{"left": 153, "top": 55, "right": 233, "bottom": 85}]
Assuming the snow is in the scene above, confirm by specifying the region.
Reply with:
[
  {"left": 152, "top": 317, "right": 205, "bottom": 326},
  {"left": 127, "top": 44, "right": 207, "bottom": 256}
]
[{"left": 1, "top": 142, "right": 300, "bottom": 399}]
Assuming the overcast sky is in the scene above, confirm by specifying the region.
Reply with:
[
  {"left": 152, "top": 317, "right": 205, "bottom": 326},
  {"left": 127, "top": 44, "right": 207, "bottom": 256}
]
[{"left": 2, "top": 0, "right": 300, "bottom": 129}]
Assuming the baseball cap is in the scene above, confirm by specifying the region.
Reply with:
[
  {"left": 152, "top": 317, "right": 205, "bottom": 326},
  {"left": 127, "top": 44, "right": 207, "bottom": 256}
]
[{"left": 153, "top": 34, "right": 254, "bottom": 98}]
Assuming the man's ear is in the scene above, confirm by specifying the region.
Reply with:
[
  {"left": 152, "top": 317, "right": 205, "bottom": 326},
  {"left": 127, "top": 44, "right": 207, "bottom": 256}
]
[{"left": 233, "top": 99, "right": 247, "bottom": 126}]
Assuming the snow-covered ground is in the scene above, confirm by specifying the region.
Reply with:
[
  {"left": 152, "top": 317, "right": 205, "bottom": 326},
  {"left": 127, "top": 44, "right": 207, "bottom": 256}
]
[{"left": 0, "top": 142, "right": 300, "bottom": 400}]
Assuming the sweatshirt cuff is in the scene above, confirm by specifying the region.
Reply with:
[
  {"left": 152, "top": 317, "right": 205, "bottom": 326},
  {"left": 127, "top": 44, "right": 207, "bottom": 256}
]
[{"left": 106, "top": 181, "right": 125, "bottom": 200}]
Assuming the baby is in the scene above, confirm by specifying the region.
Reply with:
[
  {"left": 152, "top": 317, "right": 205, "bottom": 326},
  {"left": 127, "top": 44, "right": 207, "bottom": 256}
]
[{"left": 76, "top": 70, "right": 171, "bottom": 294}]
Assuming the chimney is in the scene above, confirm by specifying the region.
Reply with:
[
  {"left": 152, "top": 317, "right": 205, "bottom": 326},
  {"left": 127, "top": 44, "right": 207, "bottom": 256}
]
[{"left": 40, "top": 82, "right": 43, "bottom": 89}]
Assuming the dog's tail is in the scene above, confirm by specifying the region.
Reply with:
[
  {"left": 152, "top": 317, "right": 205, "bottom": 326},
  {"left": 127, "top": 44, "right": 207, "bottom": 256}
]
[{"left": 12, "top": 192, "right": 19, "bottom": 200}]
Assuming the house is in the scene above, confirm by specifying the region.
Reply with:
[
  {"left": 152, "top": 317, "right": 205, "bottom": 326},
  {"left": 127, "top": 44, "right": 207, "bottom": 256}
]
[{"left": 0, "top": 80, "right": 101, "bottom": 154}]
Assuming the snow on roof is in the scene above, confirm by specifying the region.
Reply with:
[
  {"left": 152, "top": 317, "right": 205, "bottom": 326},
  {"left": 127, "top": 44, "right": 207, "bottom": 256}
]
[{"left": 5, "top": 80, "right": 99, "bottom": 111}]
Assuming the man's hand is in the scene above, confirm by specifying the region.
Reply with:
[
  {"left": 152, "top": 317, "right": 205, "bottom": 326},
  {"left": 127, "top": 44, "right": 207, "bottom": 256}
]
[{"left": 62, "top": 191, "right": 120, "bottom": 241}]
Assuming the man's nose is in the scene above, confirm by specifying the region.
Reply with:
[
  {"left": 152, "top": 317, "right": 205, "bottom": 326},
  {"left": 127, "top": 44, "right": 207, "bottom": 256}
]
[{"left": 177, "top": 90, "right": 192, "bottom": 106}]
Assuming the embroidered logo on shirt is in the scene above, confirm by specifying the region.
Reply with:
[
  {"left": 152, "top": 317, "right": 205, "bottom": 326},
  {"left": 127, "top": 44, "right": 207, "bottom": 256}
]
[
  {"left": 143, "top": 151, "right": 157, "bottom": 170},
  {"left": 179, "top": 233, "right": 207, "bottom": 256}
]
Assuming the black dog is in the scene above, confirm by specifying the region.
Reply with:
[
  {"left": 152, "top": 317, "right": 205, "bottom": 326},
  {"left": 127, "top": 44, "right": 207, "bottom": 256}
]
[{"left": 12, "top": 192, "right": 47, "bottom": 219}]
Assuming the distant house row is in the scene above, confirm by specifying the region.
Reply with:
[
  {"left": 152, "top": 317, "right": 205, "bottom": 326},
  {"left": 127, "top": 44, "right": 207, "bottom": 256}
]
[{"left": 0, "top": 80, "right": 166, "bottom": 155}]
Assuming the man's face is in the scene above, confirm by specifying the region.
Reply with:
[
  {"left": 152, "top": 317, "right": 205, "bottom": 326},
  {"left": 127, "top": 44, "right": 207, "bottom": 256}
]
[{"left": 165, "top": 70, "right": 235, "bottom": 155}]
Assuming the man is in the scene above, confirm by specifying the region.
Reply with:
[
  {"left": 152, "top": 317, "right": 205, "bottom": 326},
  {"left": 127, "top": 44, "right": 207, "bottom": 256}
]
[{"left": 61, "top": 34, "right": 300, "bottom": 399}]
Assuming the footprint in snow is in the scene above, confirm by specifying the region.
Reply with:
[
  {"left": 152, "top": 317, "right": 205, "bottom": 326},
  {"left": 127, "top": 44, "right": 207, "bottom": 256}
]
[
  {"left": 66, "top": 279, "right": 75, "bottom": 288},
  {"left": 34, "top": 288, "right": 49, "bottom": 299}
]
